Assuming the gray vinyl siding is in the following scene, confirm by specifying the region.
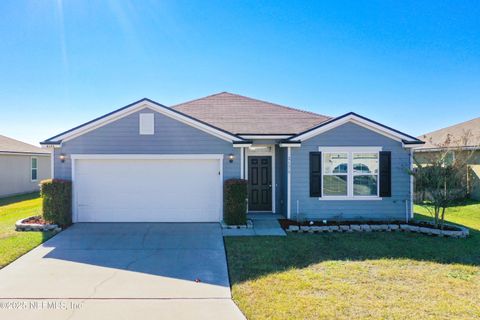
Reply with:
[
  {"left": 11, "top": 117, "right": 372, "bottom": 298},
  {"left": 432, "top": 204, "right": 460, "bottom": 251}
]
[
  {"left": 53, "top": 107, "right": 240, "bottom": 181},
  {"left": 290, "top": 122, "right": 411, "bottom": 221},
  {"left": 0, "top": 154, "right": 51, "bottom": 197}
]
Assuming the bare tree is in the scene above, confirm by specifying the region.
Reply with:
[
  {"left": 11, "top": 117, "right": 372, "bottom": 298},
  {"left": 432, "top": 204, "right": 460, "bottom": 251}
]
[{"left": 411, "top": 132, "right": 477, "bottom": 229}]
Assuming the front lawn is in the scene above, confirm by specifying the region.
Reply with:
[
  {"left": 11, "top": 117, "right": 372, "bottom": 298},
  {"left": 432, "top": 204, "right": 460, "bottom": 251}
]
[
  {"left": 0, "top": 192, "right": 55, "bottom": 268},
  {"left": 225, "top": 201, "right": 480, "bottom": 320}
]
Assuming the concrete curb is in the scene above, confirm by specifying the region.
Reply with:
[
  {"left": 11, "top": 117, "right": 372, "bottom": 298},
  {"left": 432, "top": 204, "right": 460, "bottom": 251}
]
[
  {"left": 221, "top": 220, "right": 254, "bottom": 229},
  {"left": 15, "top": 216, "right": 61, "bottom": 232}
]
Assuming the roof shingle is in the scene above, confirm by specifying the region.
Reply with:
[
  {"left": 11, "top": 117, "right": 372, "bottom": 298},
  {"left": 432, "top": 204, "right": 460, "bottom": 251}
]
[
  {"left": 171, "top": 92, "right": 331, "bottom": 135},
  {"left": 418, "top": 117, "right": 480, "bottom": 149},
  {"left": 0, "top": 135, "right": 50, "bottom": 154}
]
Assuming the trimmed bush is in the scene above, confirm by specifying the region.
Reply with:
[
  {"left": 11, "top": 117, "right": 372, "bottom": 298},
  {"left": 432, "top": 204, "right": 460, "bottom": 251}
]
[
  {"left": 224, "top": 179, "right": 248, "bottom": 225},
  {"left": 40, "top": 179, "right": 72, "bottom": 227}
]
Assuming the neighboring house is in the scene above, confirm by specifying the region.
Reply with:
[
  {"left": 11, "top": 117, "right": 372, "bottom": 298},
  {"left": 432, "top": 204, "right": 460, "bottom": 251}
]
[
  {"left": 415, "top": 117, "right": 480, "bottom": 200},
  {"left": 41, "top": 92, "right": 423, "bottom": 223},
  {"left": 0, "top": 135, "right": 51, "bottom": 197}
]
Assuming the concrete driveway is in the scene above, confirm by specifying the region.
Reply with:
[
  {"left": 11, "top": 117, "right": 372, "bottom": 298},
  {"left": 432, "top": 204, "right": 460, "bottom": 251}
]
[{"left": 0, "top": 223, "right": 245, "bottom": 320}]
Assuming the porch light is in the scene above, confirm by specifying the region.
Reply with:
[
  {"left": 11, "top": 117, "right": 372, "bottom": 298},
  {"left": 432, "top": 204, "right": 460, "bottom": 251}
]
[
  {"left": 228, "top": 153, "right": 235, "bottom": 163},
  {"left": 59, "top": 154, "right": 66, "bottom": 163}
]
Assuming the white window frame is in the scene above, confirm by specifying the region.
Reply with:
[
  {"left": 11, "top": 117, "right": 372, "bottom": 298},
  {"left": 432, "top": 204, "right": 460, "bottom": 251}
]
[
  {"left": 322, "top": 152, "right": 349, "bottom": 197},
  {"left": 318, "top": 147, "right": 383, "bottom": 201},
  {"left": 31, "top": 157, "right": 38, "bottom": 182}
]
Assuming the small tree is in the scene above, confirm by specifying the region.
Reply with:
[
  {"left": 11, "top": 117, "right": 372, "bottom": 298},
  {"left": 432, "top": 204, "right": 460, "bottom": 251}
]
[{"left": 411, "top": 132, "right": 477, "bottom": 229}]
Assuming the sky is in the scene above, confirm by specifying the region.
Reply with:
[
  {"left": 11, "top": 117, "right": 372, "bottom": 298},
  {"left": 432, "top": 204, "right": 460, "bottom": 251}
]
[{"left": 0, "top": 1, "right": 479, "bottom": 146}]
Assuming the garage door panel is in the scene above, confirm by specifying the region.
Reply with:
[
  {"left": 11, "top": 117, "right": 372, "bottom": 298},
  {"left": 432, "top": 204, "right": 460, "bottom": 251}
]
[{"left": 74, "top": 158, "right": 221, "bottom": 222}]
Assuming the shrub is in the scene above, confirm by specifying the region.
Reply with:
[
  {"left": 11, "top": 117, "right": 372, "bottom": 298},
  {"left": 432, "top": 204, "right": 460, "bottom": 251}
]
[
  {"left": 40, "top": 179, "right": 72, "bottom": 227},
  {"left": 224, "top": 179, "right": 248, "bottom": 225}
]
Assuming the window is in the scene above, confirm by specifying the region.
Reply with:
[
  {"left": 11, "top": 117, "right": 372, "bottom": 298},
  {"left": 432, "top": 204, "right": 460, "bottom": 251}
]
[
  {"left": 320, "top": 148, "right": 381, "bottom": 199},
  {"left": 139, "top": 113, "right": 154, "bottom": 135},
  {"left": 323, "top": 153, "right": 348, "bottom": 196},
  {"left": 353, "top": 153, "right": 378, "bottom": 196},
  {"left": 31, "top": 157, "right": 38, "bottom": 181}
]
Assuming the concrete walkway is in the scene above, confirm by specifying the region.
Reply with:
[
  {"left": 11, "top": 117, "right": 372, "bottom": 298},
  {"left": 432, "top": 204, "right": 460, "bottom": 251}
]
[
  {"left": 0, "top": 223, "right": 245, "bottom": 320},
  {"left": 223, "top": 214, "right": 286, "bottom": 236}
]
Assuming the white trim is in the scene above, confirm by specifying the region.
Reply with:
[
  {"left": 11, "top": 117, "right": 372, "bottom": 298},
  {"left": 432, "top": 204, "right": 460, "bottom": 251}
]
[
  {"left": 415, "top": 146, "right": 479, "bottom": 152},
  {"left": 71, "top": 154, "right": 224, "bottom": 223},
  {"left": 41, "top": 144, "right": 61, "bottom": 149},
  {"left": 319, "top": 147, "right": 382, "bottom": 200},
  {"left": 30, "top": 156, "right": 38, "bottom": 182},
  {"left": 72, "top": 157, "right": 77, "bottom": 222},
  {"left": 0, "top": 152, "right": 50, "bottom": 156},
  {"left": 51, "top": 101, "right": 243, "bottom": 143},
  {"left": 402, "top": 143, "right": 425, "bottom": 149},
  {"left": 240, "top": 147, "right": 245, "bottom": 179},
  {"left": 279, "top": 143, "right": 301, "bottom": 148},
  {"left": 318, "top": 146, "right": 383, "bottom": 152},
  {"left": 233, "top": 143, "right": 252, "bottom": 148},
  {"left": 318, "top": 197, "right": 382, "bottom": 201},
  {"left": 219, "top": 156, "right": 224, "bottom": 222},
  {"left": 239, "top": 135, "right": 293, "bottom": 139},
  {"left": 51, "top": 150, "right": 55, "bottom": 179},
  {"left": 294, "top": 114, "right": 418, "bottom": 143},
  {"left": 287, "top": 147, "right": 291, "bottom": 219},
  {"left": 245, "top": 145, "right": 276, "bottom": 213},
  {"left": 70, "top": 154, "right": 224, "bottom": 160}
]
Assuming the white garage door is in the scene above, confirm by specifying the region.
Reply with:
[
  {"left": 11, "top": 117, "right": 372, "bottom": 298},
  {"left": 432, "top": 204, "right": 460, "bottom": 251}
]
[{"left": 73, "top": 156, "right": 222, "bottom": 222}]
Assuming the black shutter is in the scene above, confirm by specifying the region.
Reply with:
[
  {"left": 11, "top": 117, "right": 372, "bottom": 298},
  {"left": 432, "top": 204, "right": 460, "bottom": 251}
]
[
  {"left": 379, "top": 151, "right": 391, "bottom": 197},
  {"left": 310, "top": 152, "right": 322, "bottom": 197}
]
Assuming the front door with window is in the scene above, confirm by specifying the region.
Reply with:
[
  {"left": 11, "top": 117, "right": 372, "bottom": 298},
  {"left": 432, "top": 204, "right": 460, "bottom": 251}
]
[{"left": 248, "top": 156, "right": 272, "bottom": 211}]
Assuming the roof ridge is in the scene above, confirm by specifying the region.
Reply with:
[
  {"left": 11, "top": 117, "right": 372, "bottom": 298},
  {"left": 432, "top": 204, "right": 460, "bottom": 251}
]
[
  {"left": 419, "top": 116, "right": 480, "bottom": 138},
  {"left": 172, "top": 91, "right": 332, "bottom": 119}
]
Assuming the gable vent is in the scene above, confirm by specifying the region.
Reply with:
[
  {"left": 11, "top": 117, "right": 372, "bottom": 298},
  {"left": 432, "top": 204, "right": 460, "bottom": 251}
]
[{"left": 139, "top": 113, "right": 154, "bottom": 135}]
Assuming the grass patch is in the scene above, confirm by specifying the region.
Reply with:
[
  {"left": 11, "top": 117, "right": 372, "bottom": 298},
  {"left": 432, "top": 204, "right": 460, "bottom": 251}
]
[
  {"left": 0, "top": 192, "right": 55, "bottom": 268},
  {"left": 225, "top": 201, "right": 480, "bottom": 319}
]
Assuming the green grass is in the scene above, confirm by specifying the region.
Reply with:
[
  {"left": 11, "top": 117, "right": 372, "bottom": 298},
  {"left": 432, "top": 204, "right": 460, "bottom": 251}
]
[
  {"left": 0, "top": 192, "right": 55, "bottom": 268},
  {"left": 225, "top": 201, "right": 480, "bottom": 320}
]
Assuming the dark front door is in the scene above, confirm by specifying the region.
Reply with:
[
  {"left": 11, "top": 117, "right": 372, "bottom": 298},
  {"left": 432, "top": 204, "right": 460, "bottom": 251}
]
[{"left": 248, "top": 156, "right": 272, "bottom": 211}]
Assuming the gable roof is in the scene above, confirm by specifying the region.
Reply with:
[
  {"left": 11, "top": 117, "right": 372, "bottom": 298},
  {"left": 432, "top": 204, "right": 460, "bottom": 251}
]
[
  {"left": 417, "top": 117, "right": 480, "bottom": 150},
  {"left": 41, "top": 98, "right": 245, "bottom": 145},
  {"left": 41, "top": 93, "right": 422, "bottom": 147},
  {"left": 0, "top": 135, "right": 50, "bottom": 155},
  {"left": 171, "top": 92, "right": 331, "bottom": 135},
  {"left": 286, "top": 112, "right": 424, "bottom": 146}
]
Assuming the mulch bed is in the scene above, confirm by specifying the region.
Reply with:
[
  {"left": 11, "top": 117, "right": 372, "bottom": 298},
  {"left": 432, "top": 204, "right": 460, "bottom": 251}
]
[
  {"left": 22, "top": 216, "right": 52, "bottom": 225},
  {"left": 278, "top": 219, "right": 459, "bottom": 231}
]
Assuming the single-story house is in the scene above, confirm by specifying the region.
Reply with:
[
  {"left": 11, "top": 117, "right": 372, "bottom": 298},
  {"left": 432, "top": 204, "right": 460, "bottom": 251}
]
[
  {"left": 415, "top": 117, "right": 480, "bottom": 200},
  {"left": 41, "top": 92, "right": 424, "bottom": 223},
  {"left": 0, "top": 135, "right": 51, "bottom": 197}
]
